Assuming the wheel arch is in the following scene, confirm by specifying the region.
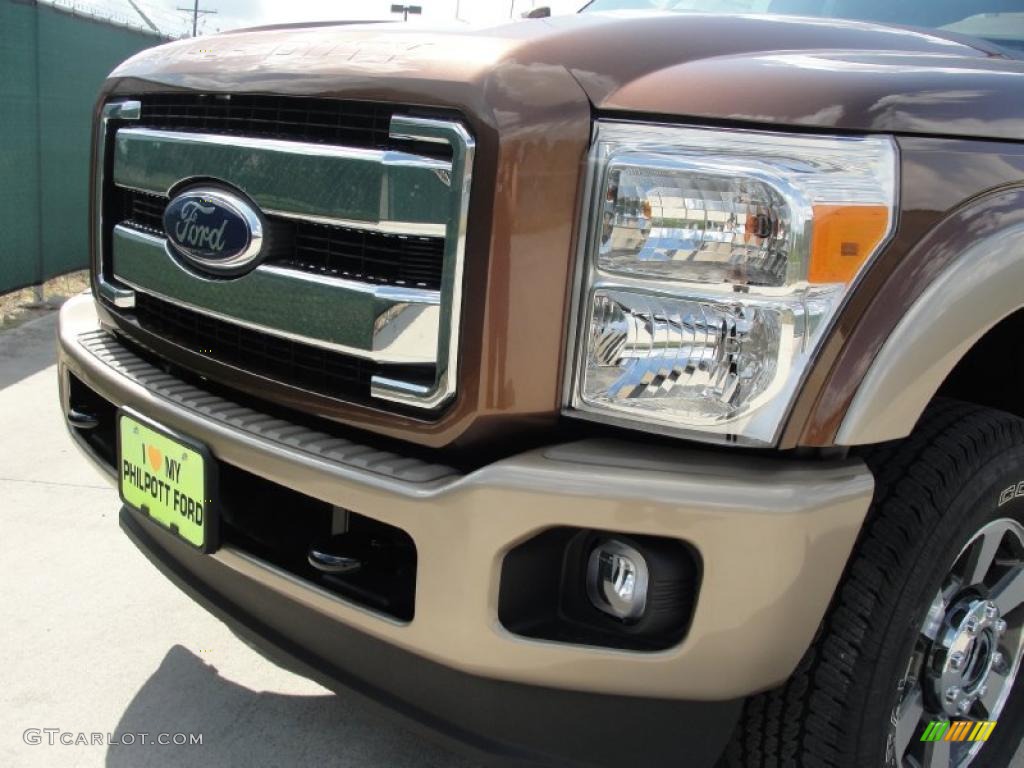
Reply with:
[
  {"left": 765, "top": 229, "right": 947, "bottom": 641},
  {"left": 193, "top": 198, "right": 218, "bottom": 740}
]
[{"left": 837, "top": 192, "right": 1024, "bottom": 446}]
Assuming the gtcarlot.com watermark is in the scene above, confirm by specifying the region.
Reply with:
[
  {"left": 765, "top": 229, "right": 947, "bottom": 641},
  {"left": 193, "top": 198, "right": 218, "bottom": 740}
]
[{"left": 23, "top": 729, "right": 203, "bottom": 746}]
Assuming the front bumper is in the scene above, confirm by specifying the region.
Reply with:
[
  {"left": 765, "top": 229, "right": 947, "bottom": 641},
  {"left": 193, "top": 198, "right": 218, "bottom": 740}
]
[{"left": 58, "top": 293, "right": 874, "bottom": 763}]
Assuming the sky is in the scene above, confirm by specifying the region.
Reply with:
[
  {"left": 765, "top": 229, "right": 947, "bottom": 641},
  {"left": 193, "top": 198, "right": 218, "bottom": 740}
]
[{"left": 51, "top": 0, "right": 585, "bottom": 38}]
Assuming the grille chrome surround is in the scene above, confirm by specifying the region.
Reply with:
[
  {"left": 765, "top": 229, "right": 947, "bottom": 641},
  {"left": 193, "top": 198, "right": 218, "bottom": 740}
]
[
  {"left": 95, "top": 101, "right": 141, "bottom": 309},
  {"left": 94, "top": 97, "right": 475, "bottom": 411}
]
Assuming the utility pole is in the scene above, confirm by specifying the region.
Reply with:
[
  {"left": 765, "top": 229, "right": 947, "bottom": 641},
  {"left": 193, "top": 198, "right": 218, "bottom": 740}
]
[
  {"left": 390, "top": 4, "right": 423, "bottom": 21},
  {"left": 176, "top": 0, "right": 217, "bottom": 37}
]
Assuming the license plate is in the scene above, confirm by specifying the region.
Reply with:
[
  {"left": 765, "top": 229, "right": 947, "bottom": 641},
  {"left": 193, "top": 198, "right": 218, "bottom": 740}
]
[{"left": 117, "top": 410, "right": 218, "bottom": 552}]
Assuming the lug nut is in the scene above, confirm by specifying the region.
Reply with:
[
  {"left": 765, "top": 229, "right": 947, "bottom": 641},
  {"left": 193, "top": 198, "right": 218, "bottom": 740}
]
[
  {"left": 966, "top": 618, "right": 980, "bottom": 636},
  {"left": 992, "top": 652, "right": 1006, "bottom": 671},
  {"left": 996, "top": 619, "right": 1008, "bottom": 636},
  {"left": 985, "top": 602, "right": 1000, "bottom": 619},
  {"left": 946, "top": 686, "right": 962, "bottom": 703},
  {"left": 978, "top": 685, "right": 989, "bottom": 699},
  {"left": 958, "top": 697, "right": 974, "bottom": 715},
  {"left": 949, "top": 651, "right": 967, "bottom": 671}
]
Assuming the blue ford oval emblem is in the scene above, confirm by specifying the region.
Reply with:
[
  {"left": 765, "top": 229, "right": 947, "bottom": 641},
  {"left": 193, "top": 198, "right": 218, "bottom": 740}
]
[{"left": 163, "top": 186, "right": 264, "bottom": 276}]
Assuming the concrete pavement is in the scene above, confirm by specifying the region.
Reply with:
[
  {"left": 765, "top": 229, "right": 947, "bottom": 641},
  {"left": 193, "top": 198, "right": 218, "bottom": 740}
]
[{"left": 0, "top": 311, "right": 479, "bottom": 768}]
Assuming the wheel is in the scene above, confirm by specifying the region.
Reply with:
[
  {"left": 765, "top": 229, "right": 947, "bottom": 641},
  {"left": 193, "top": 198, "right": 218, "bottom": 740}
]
[{"left": 722, "top": 400, "right": 1024, "bottom": 767}]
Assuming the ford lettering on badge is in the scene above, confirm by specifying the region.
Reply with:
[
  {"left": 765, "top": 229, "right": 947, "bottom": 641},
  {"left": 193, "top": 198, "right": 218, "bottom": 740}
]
[{"left": 163, "top": 186, "right": 264, "bottom": 277}]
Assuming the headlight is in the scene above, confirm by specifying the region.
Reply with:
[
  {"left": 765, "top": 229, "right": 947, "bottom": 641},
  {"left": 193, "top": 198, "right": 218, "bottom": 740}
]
[{"left": 565, "top": 122, "right": 897, "bottom": 446}]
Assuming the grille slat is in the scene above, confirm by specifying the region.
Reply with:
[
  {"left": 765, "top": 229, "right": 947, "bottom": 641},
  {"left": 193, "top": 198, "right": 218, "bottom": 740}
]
[
  {"left": 131, "top": 293, "right": 434, "bottom": 404},
  {"left": 137, "top": 94, "right": 451, "bottom": 160},
  {"left": 116, "top": 189, "right": 445, "bottom": 290}
]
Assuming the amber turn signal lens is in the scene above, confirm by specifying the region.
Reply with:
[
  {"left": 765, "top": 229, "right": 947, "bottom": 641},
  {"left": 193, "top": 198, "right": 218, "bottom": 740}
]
[{"left": 809, "top": 204, "right": 890, "bottom": 284}]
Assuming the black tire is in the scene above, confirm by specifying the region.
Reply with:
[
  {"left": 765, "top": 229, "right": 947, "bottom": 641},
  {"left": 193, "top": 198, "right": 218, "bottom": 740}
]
[{"left": 722, "top": 399, "right": 1024, "bottom": 767}]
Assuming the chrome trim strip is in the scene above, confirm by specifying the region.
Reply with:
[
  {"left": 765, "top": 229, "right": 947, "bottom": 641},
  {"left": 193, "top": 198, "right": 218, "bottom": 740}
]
[
  {"left": 370, "top": 116, "right": 475, "bottom": 409},
  {"left": 257, "top": 264, "right": 441, "bottom": 306},
  {"left": 120, "top": 128, "right": 452, "bottom": 169},
  {"left": 94, "top": 100, "right": 141, "bottom": 309},
  {"left": 96, "top": 279, "right": 135, "bottom": 308},
  {"left": 108, "top": 100, "right": 141, "bottom": 121},
  {"left": 111, "top": 225, "right": 441, "bottom": 365},
  {"left": 114, "top": 184, "right": 448, "bottom": 238},
  {"left": 260, "top": 208, "right": 447, "bottom": 238},
  {"left": 389, "top": 128, "right": 452, "bottom": 146},
  {"left": 114, "top": 127, "right": 453, "bottom": 237},
  {"left": 368, "top": 376, "right": 432, "bottom": 398},
  {"left": 97, "top": 279, "right": 136, "bottom": 308}
]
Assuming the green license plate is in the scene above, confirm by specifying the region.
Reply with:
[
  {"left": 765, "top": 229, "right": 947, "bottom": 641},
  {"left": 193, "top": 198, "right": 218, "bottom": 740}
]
[{"left": 118, "top": 410, "right": 217, "bottom": 552}]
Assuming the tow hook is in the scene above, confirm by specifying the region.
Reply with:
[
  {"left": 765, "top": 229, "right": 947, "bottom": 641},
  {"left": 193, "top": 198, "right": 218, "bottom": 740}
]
[
  {"left": 66, "top": 407, "right": 100, "bottom": 430},
  {"left": 307, "top": 541, "right": 363, "bottom": 574}
]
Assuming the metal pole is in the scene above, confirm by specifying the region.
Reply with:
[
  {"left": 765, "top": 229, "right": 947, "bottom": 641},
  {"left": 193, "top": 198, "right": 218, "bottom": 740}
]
[{"left": 178, "top": 2, "right": 216, "bottom": 37}]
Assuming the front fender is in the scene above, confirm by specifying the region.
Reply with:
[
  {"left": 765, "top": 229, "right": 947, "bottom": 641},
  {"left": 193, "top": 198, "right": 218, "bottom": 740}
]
[{"left": 838, "top": 187, "right": 1024, "bottom": 445}]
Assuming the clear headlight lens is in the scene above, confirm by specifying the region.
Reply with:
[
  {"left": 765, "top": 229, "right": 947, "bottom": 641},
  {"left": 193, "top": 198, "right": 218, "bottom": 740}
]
[
  {"left": 600, "top": 160, "right": 796, "bottom": 286},
  {"left": 585, "top": 290, "right": 785, "bottom": 425},
  {"left": 567, "top": 122, "right": 897, "bottom": 446}
]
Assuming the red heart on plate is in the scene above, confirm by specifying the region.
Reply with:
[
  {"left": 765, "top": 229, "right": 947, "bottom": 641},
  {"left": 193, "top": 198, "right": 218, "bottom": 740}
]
[{"left": 147, "top": 445, "right": 163, "bottom": 474}]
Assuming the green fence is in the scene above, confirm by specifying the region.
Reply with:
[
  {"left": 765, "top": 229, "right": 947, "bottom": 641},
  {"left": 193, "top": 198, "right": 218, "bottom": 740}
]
[{"left": 0, "top": 0, "right": 165, "bottom": 294}]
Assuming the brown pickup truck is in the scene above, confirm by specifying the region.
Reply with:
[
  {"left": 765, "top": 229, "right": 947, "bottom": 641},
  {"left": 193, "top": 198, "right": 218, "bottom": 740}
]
[{"left": 57, "top": 3, "right": 1024, "bottom": 767}]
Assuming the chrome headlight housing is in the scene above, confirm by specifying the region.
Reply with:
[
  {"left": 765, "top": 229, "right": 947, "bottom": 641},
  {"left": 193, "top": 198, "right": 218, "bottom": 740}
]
[{"left": 565, "top": 122, "right": 897, "bottom": 446}]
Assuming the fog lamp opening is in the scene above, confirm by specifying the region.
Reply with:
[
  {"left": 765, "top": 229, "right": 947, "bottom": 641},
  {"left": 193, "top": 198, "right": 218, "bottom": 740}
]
[{"left": 498, "top": 527, "right": 701, "bottom": 651}]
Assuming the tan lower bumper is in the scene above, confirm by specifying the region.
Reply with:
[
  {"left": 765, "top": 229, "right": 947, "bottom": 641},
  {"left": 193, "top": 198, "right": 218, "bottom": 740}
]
[{"left": 58, "top": 293, "right": 873, "bottom": 700}]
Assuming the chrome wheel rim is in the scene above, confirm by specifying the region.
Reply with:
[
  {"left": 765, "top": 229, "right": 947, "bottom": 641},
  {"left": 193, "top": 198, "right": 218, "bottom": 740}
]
[{"left": 888, "top": 518, "right": 1024, "bottom": 768}]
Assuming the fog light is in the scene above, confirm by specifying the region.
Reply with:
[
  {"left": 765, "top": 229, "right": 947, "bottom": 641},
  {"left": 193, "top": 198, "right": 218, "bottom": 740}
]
[{"left": 587, "top": 539, "right": 649, "bottom": 621}]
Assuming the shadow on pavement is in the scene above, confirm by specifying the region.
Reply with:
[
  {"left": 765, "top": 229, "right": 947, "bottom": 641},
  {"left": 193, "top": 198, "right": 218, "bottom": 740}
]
[
  {"left": 0, "top": 312, "right": 59, "bottom": 391},
  {"left": 105, "top": 645, "right": 479, "bottom": 768}
]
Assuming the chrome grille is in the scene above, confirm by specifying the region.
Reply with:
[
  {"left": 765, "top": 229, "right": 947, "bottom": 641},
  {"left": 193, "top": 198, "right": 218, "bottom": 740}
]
[{"left": 94, "top": 96, "right": 474, "bottom": 411}]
